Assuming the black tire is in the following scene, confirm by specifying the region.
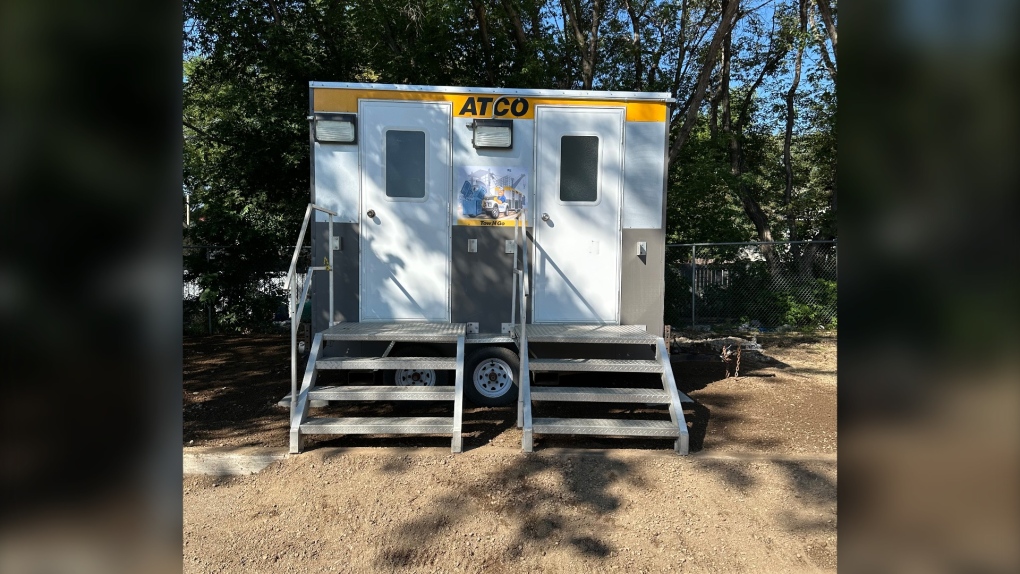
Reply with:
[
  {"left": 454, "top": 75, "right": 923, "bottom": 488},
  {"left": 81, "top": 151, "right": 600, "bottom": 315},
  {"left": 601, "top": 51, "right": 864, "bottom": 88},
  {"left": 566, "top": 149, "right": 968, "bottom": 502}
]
[
  {"left": 489, "top": 208, "right": 500, "bottom": 219},
  {"left": 464, "top": 347, "right": 519, "bottom": 407},
  {"left": 383, "top": 345, "right": 450, "bottom": 387}
]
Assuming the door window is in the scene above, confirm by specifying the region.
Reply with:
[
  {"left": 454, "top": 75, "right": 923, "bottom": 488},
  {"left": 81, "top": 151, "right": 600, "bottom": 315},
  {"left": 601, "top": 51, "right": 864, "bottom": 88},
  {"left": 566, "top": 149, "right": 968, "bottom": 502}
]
[
  {"left": 385, "top": 130, "right": 427, "bottom": 199},
  {"left": 559, "top": 135, "right": 599, "bottom": 202}
]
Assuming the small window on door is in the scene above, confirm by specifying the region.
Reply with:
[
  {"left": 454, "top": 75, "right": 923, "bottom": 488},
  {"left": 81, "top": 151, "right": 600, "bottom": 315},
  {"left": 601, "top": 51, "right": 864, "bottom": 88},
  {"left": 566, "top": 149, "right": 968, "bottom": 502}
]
[
  {"left": 559, "top": 135, "right": 599, "bottom": 202},
  {"left": 385, "top": 130, "right": 427, "bottom": 199}
]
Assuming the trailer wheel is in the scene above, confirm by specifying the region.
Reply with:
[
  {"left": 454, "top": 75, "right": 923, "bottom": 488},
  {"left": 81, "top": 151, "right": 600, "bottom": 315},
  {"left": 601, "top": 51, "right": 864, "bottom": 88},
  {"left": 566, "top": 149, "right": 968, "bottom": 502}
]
[
  {"left": 385, "top": 345, "right": 450, "bottom": 387},
  {"left": 464, "top": 347, "right": 519, "bottom": 407}
]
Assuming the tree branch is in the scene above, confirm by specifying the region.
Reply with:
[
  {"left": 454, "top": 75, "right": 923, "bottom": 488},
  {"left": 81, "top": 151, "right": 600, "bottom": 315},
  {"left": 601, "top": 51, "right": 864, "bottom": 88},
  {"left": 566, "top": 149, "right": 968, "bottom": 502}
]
[
  {"left": 735, "top": 13, "right": 787, "bottom": 131},
  {"left": 814, "top": 0, "right": 836, "bottom": 55},
  {"left": 668, "top": 0, "right": 740, "bottom": 164},
  {"left": 183, "top": 119, "right": 223, "bottom": 144},
  {"left": 266, "top": 0, "right": 282, "bottom": 25},
  {"left": 471, "top": 0, "right": 496, "bottom": 84},
  {"left": 371, "top": 0, "right": 404, "bottom": 56},
  {"left": 622, "top": 0, "right": 644, "bottom": 90},
  {"left": 499, "top": 0, "right": 530, "bottom": 53},
  {"left": 587, "top": 0, "right": 602, "bottom": 89},
  {"left": 809, "top": 9, "right": 837, "bottom": 81}
]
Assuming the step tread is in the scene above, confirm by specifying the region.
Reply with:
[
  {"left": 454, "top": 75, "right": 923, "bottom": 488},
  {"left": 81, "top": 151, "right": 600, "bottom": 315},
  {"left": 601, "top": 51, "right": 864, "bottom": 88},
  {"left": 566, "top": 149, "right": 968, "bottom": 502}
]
[
  {"left": 531, "top": 417, "right": 679, "bottom": 437},
  {"left": 300, "top": 416, "right": 454, "bottom": 435},
  {"left": 531, "top": 387, "right": 670, "bottom": 403},
  {"left": 528, "top": 358, "right": 663, "bottom": 373},
  {"left": 316, "top": 357, "right": 457, "bottom": 370},
  {"left": 308, "top": 386, "right": 455, "bottom": 401}
]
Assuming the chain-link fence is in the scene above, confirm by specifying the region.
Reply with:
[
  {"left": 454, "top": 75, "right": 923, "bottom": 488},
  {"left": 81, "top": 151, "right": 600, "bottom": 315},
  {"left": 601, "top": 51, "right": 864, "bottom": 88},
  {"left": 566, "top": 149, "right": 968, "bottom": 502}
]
[
  {"left": 665, "top": 240, "right": 837, "bottom": 332},
  {"left": 185, "top": 240, "right": 835, "bottom": 334}
]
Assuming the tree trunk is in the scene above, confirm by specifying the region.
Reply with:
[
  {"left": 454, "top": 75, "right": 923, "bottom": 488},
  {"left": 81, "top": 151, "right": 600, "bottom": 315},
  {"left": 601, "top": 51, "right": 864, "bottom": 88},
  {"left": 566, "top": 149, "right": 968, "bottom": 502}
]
[
  {"left": 471, "top": 0, "right": 496, "bottom": 84},
  {"left": 719, "top": 3, "right": 773, "bottom": 248},
  {"left": 499, "top": 0, "right": 530, "bottom": 54},
  {"left": 815, "top": 0, "right": 836, "bottom": 55},
  {"left": 784, "top": 0, "right": 806, "bottom": 244},
  {"left": 668, "top": 0, "right": 740, "bottom": 163},
  {"left": 622, "top": 0, "right": 644, "bottom": 90},
  {"left": 371, "top": 0, "right": 403, "bottom": 56},
  {"left": 809, "top": 8, "right": 836, "bottom": 81},
  {"left": 560, "top": 0, "right": 602, "bottom": 90}
]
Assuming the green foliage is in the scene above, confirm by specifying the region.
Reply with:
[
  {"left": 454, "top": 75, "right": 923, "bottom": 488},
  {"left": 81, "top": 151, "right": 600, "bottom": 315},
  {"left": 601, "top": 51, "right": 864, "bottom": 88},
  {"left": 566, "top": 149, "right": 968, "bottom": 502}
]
[
  {"left": 183, "top": 0, "right": 836, "bottom": 331},
  {"left": 783, "top": 278, "right": 837, "bottom": 328}
]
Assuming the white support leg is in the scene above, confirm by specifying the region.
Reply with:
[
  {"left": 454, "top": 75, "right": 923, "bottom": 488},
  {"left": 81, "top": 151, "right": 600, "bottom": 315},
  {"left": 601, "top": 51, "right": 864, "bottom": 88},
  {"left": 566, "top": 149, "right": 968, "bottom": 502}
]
[
  {"left": 289, "top": 333, "right": 322, "bottom": 454},
  {"left": 451, "top": 335, "right": 465, "bottom": 453},
  {"left": 516, "top": 384, "right": 524, "bottom": 428},
  {"left": 521, "top": 352, "right": 533, "bottom": 452},
  {"left": 656, "top": 338, "right": 690, "bottom": 455}
]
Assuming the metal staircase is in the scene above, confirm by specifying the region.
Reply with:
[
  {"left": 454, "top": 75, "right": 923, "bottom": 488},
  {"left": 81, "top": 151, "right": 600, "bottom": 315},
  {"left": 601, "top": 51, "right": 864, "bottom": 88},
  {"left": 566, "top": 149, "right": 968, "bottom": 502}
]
[
  {"left": 506, "top": 208, "right": 691, "bottom": 454},
  {"left": 515, "top": 325, "right": 691, "bottom": 454},
  {"left": 289, "top": 322, "right": 466, "bottom": 454},
  {"left": 284, "top": 204, "right": 466, "bottom": 454}
]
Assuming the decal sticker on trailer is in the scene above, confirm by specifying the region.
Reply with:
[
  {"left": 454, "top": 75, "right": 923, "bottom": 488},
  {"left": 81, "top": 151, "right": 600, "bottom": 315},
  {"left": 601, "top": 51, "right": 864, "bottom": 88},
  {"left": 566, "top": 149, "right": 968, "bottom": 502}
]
[{"left": 455, "top": 166, "right": 528, "bottom": 226}]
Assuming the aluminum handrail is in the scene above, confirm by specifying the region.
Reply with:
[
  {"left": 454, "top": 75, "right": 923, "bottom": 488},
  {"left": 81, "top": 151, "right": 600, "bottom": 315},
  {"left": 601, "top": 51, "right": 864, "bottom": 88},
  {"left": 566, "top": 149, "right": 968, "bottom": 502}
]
[
  {"left": 517, "top": 207, "right": 528, "bottom": 344},
  {"left": 286, "top": 203, "right": 338, "bottom": 424},
  {"left": 515, "top": 208, "right": 532, "bottom": 436},
  {"left": 285, "top": 203, "right": 338, "bottom": 291},
  {"left": 510, "top": 208, "right": 523, "bottom": 328}
]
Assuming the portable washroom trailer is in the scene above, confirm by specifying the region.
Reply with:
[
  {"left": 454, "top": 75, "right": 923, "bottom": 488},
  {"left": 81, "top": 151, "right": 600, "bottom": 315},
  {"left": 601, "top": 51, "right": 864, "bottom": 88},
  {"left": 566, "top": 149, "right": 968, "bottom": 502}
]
[{"left": 287, "top": 82, "right": 691, "bottom": 455}]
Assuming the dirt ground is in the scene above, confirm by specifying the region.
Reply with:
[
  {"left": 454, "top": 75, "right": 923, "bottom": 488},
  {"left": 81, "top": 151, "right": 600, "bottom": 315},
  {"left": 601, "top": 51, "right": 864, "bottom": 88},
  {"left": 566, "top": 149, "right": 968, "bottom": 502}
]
[{"left": 184, "top": 331, "right": 837, "bottom": 572}]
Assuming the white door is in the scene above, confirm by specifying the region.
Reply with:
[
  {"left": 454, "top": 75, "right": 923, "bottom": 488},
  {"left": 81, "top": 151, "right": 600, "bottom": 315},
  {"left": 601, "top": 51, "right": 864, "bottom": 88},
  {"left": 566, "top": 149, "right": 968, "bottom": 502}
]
[
  {"left": 359, "top": 101, "right": 452, "bottom": 322},
  {"left": 532, "top": 106, "right": 624, "bottom": 324}
]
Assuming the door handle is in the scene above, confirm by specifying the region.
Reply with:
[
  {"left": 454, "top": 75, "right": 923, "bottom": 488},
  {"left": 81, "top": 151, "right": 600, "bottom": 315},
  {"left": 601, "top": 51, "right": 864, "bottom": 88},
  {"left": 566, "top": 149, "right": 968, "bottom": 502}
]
[
  {"left": 541, "top": 212, "right": 550, "bottom": 222},
  {"left": 366, "top": 209, "right": 376, "bottom": 218}
]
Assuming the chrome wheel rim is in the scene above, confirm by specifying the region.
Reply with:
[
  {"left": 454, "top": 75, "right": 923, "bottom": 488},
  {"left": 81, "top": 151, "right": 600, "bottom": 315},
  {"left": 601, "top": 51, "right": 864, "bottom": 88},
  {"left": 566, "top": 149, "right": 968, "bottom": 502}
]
[
  {"left": 472, "top": 358, "right": 513, "bottom": 398},
  {"left": 394, "top": 368, "right": 436, "bottom": 386}
]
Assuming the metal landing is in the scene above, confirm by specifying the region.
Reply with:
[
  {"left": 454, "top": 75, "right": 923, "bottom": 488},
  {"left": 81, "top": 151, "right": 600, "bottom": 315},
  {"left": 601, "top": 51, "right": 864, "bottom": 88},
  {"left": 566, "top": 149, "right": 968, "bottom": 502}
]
[
  {"left": 322, "top": 322, "right": 467, "bottom": 343},
  {"left": 517, "top": 324, "right": 658, "bottom": 344}
]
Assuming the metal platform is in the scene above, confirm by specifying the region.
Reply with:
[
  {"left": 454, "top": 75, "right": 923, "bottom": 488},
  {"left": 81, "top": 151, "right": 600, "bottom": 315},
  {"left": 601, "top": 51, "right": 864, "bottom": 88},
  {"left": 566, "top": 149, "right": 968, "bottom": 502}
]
[
  {"left": 322, "top": 322, "right": 467, "bottom": 342},
  {"left": 465, "top": 333, "right": 514, "bottom": 344},
  {"left": 518, "top": 324, "right": 658, "bottom": 344},
  {"left": 531, "top": 418, "right": 679, "bottom": 437},
  {"left": 528, "top": 358, "right": 663, "bottom": 373}
]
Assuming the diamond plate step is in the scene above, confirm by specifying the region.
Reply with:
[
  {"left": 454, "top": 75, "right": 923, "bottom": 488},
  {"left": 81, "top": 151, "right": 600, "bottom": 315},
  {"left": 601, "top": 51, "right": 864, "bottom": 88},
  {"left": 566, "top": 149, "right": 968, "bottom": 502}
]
[
  {"left": 517, "top": 324, "right": 658, "bottom": 344},
  {"left": 308, "top": 386, "right": 455, "bottom": 401},
  {"left": 528, "top": 358, "right": 663, "bottom": 373},
  {"left": 531, "top": 387, "right": 670, "bottom": 403},
  {"left": 531, "top": 418, "right": 679, "bottom": 437},
  {"left": 300, "top": 417, "right": 454, "bottom": 435},
  {"left": 316, "top": 357, "right": 457, "bottom": 370},
  {"left": 322, "top": 322, "right": 466, "bottom": 343}
]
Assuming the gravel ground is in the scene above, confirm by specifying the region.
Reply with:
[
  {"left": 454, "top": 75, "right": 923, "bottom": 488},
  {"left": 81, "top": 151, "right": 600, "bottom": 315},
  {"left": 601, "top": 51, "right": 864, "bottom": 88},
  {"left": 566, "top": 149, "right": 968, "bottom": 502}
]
[{"left": 184, "top": 331, "right": 837, "bottom": 572}]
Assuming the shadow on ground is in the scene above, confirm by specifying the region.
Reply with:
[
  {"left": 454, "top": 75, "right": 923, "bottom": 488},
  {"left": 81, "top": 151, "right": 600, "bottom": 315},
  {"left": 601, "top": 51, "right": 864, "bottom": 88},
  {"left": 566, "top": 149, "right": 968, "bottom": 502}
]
[{"left": 370, "top": 451, "right": 635, "bottom": 569}]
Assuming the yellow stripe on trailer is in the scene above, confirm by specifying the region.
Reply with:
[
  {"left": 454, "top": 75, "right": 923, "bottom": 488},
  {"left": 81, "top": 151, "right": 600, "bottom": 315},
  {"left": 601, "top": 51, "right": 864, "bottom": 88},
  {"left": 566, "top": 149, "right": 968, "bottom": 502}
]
[{"left": 313, "top": 89, "right": 667, "bottom": 122}]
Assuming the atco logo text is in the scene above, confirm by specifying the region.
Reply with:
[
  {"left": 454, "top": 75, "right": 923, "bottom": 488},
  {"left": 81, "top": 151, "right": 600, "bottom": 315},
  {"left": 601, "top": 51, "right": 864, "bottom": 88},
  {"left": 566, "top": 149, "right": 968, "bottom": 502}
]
[{"left": 458, "top": 97, "right": 530, "bottom": 117}]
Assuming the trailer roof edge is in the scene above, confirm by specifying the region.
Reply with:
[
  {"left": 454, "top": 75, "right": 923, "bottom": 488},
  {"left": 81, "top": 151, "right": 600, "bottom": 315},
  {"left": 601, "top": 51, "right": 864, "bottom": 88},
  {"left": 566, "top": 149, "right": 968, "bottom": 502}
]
[{"left": 309, "top": 82, "right": 674, "bottom": 102}]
